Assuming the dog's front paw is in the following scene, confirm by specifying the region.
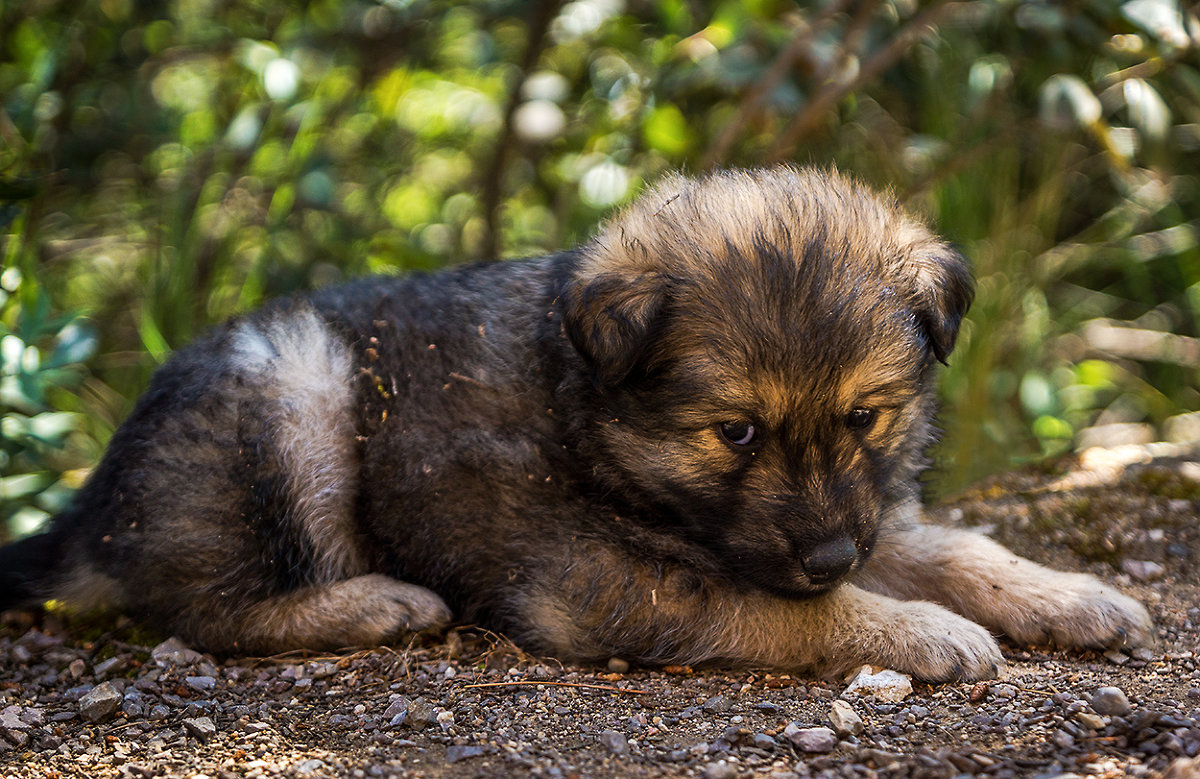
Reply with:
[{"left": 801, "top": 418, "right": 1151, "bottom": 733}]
[
  {"left": 987, "top": 571, "right": 1153, "bottom": 651},
  {"left": 875, "top": 600, "right": 1004, "bottom": 682}
]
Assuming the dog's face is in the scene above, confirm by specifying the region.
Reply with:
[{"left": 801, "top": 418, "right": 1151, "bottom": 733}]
[{"left": 564, "top": 167, "right": 973, "bottom": 598}]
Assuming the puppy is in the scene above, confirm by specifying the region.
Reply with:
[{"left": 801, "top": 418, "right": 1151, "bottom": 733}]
[{"left": 0, "top": 167, "right": 1151, "bottom": 681}]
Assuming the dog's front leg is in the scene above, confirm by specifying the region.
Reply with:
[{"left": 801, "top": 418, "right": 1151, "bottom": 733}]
[
  {"left": 854, "top": 508, "right": 1153, "bottom": 651},
  {"left": 511, "top": 541, "right": 1003, "bottom": 682}
]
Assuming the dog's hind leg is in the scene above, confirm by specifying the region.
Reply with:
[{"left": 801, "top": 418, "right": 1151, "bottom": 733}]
[
  {"left": 178, "top": 574, "right": 450, "bottom": 655},
  {"left": 172, "top": 309, "right": 451, "bottom": 652},
  {"left": 854, "top": 503, "right": 1153, "bottom": 650},
  {"left": 42, "top": 306, "right": 449, "bottom": 654}
]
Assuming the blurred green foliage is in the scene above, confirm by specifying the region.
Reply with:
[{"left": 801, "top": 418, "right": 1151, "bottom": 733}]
[
  {"left": 2, "top": 0, "right": 1199, "bottom": 536},
  {"left": 0, "top": 264, "right": 96, "bottom": 535}
]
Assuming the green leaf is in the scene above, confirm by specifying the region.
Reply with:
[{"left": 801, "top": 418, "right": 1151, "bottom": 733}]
[
  {"left": 137, "top": 309, "right": 171, "bottom": 363},
  {"left": 1123, "top": 79, "right": 1171, "bottom": 141},
  {"left": 642, "top": 104, "right": 695, "bottom": 157},
  {"left": 27, "top": 411, "right": 81, "bottom": 443},
  {"left": 47, "top": 322, "right": 98, "bottom": 368},
  {"left": 0, "top": 472, "right": 51, "bottom": 500},
  {"left": 1038, "top": 74, "right": 1101, "bottom": 130}
]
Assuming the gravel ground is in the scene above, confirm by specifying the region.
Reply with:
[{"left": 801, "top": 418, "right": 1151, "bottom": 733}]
[{"left": 2, "top": 443, "right": 1199, "bottom": 779}]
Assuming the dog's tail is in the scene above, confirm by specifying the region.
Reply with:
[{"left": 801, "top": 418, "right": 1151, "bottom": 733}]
[{"left": 0, "top": 525, "right": 69, "bottom": 611}]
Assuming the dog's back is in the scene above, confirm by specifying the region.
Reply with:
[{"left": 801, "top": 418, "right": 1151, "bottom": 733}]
[{"left": 0, "top": 262, "right": 563, "bottom": 653}]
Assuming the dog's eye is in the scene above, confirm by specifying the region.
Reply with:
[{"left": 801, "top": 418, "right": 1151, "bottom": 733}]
[
  {"left": 719, "top": 421, "right": 758, "bottom": 447},
  {"left": 845, "top": 408, "right": 877, "bottom": 431}
]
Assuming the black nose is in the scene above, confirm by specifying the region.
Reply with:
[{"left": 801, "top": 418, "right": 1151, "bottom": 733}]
[{"left": 801, "top": 536, "right": 858, "bottom": 585}]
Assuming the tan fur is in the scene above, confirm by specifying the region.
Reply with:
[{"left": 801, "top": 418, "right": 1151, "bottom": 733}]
[
  {"left": 515, "top": 540, "right": 1002, "bottom": 681},
  {"left": 855, "top": 518, "right": 1153, "bottom": 649},
  {"left": 579, "top": 168, "right": 946, "bottom": 299}
]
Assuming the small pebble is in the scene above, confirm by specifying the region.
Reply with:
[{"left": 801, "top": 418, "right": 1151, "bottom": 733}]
[
  {"left": 606, "top": 657, "right": 630, "bottom": 674},
  {"left": 702, "top": 760, "right": 738, "bottom": 779},
  {"left": 404, "top": 698, "right": 437, "bottom": 730},
  {"left": 383, "top": 696, "right": 410, "bottom": 724},
  {"left": 786, "top": 724, "right": 838, "bottom": 753},
  {"left": 1075, "top": 711, "right": 1106, "bottom": 730},
  {"left": 436, "top": 710, "right": 455, "bottom": 732},
  {"left": 0, "top": 729, "right": 28, "bottom": 749},
  {"left": 78, "top": 682, "right": 122, "bottom": 723},
  {"left": 1104, "top": 650, "right": 1130, "bottom": 665},
  {"left": 1091, "top": 686, "right": 1132, "bottom": 716},
  {"left": 598, "top": 729, "right": 629, "bottom": 755},
  {"left": 182, "top": 716, "right": 217, "bottom": 742},
  {"left": 991, "top": 684, "right": 1018, "bottom": 699},
  {"left": 1120, "top": 560, "right": 1165, "bottom": 581},
  {"left": 150, "top": 638, "right": 203, "bottom": 668},
  {"left": 121, "top": 691, "right": 143, "bottom": 718},
  {"left": 702, "top": 694, "right": 733, "bottom": 714},
  {"left": 0, "top": 706, "right": 31, "bottom": 747},
  {"left": 829, "top": 699, "right": 864, "bottom": 737},
  {"left": 185, "top": 675, "right": 217, "bottom": 692},
  {"left": 93, "top": 657, "right": 126, "bottom": 677},
  {"left": 445, "top": 745, "right": 486, "bottom": 763},
  {"left": 0, "top": 706, "right": 28, "bottom": 732},
  {"left": 843, "top": 666, "right": 912, "bottom": 702}
]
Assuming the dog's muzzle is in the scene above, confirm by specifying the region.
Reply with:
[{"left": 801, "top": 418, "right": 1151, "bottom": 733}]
[{"left": 800, "top": 536, "right": 858, "bottom": 585}]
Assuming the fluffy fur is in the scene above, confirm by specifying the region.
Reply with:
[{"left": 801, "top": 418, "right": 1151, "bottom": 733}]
[{"left": 0, "top": 167, "right": 1151, "bottom": 681}]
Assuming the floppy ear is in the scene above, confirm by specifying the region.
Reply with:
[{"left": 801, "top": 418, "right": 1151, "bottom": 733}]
[
  {"left": 563, "top": 271, "right": 670, "bottom": 386},
  {"left": 905, "top": 247, "right": 974, "bottom": 364}
]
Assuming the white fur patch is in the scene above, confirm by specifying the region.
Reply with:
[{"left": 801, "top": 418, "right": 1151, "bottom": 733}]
[{"left": 230, "top": 308, "right": 364, "bottom": 582}]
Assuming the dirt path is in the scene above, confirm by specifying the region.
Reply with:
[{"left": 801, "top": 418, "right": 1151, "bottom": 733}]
[{"left": 2, "top": 444, "right": 1198, "bottom": 778}]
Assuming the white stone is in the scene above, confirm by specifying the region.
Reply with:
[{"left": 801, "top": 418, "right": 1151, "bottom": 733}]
[
  {"left": 843, "top": 666, "right": 913, "bottom": 702},
  {"left": 1121, "top": 560, "right": 1165, "bottom": 581}
]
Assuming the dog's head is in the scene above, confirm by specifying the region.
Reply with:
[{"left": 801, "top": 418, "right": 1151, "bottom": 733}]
[{"left": 563, "top": 166, "right": 972, "bottom": 597}]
